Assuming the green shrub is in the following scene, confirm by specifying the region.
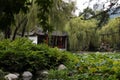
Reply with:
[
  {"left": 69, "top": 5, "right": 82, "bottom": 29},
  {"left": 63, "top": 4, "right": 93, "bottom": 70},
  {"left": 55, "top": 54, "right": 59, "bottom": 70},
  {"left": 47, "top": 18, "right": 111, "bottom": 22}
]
[
  {"left": 47, "top": 69, "right": 69, "bottom": 80},
  {"left": 1, "top": 38, "right": 120, "bottom": 79},
  {"left": 0, "top": 50, "right": 29, "bottom": 72},
  {"left": 0, "top": 38, "right": 78, "bottom": 74}
]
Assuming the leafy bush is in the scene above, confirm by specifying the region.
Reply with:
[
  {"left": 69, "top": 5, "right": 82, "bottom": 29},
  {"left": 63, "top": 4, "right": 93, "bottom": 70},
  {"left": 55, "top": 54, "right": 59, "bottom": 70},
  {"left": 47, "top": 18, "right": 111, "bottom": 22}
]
[
  {"left": 0, "top": 50, "right": 30, "bottom": 72},
  {"left": 1, "top": 38, "right": 120, "bottom": 79},
  {"left": 0, "top": 38, "right": 78, "bottom": 74}
]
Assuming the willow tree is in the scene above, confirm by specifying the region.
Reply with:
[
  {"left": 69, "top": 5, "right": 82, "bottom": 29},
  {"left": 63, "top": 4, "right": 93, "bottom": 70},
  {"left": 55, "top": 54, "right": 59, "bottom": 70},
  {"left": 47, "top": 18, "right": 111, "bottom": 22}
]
[
  {"left": 65, "top": 17, "right": 99, "bottom": 51},
  {"left": 12, "top": 0, "right": 38, "bottom": 40},
  {"left": 35, "top": 0, "right": 53, "bottom": 33},
  {"left": 35, "top": 0, "right": 76, "bottom": 33},
  {"left": 50, "top": 0, "right": 76, "bottom": 31},
  {"left": 99, "top": 17, "right": 120, "bottom": 50},
  {"left": 0, "top": 0, "right": 30, "bottom": 39}
]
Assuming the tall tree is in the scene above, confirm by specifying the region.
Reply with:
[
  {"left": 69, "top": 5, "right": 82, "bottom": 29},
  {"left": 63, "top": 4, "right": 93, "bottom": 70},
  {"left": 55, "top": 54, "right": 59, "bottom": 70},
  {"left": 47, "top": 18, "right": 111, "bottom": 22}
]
[
  {"left": 0, "top": 0, "right": 30, "bottom": 39},
  {"left": 12, "top": 13, "right": 28, "bottom": 40},
  {"left": 12, "top": 0, "right": 38, "bottom": 40},
  {"left": 36, "top": 0, "right": 76, "bottom": 33},
  {"left": 50, "top": 0, "right": 76, "bottom": 31},
  {"left": 99, "top": 17, "right": 120, "bottom": 50},
  {"left": 35, "top": 0, "right": 53, "bottom": 33},
  {"left": 65, "top": 17, "right": 98, "bottom": 51}
]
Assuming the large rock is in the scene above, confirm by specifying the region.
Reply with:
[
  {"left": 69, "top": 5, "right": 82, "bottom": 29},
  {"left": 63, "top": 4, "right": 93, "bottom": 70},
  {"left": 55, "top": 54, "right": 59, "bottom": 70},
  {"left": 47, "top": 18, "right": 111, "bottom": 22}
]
[
  {"left": 22, "top": 71, "right": 32, "bottom": 80},
  {"left": 4, "top": 73, "right": 18, "bottom": 80},
  {"left": 58, "top": 64, "right": 67, "bottom": 70}
]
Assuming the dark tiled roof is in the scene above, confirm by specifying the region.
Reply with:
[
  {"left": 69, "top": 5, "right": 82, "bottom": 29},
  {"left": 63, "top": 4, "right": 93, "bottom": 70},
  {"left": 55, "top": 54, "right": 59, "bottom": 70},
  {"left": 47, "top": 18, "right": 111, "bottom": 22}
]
[{"left": 19, "top": 29, "right": 68, "bottom": 36}]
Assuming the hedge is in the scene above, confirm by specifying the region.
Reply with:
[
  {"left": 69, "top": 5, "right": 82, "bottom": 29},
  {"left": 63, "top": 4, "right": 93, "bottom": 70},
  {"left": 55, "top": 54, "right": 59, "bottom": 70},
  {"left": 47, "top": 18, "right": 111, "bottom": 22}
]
[{"left": 0, "top": 38, "right": 78, "bottom": 74}]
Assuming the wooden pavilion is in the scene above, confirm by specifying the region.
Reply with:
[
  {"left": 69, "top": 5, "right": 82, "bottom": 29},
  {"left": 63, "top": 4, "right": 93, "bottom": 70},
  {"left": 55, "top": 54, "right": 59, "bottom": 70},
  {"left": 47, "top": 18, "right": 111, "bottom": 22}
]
[{"left": 23, "top": 27, "right": 68, "bottom": 50}]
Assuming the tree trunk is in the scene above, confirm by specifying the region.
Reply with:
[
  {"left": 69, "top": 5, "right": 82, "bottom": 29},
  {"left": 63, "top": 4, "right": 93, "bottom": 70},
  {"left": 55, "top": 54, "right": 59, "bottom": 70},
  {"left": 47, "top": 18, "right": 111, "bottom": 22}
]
[
  {"left": 12, "top": 16, "right": 27, "bottom": 40},
  {"left": 12, "top": 26, "right": 20, "bottom": 40},
  {"left": 4, "top": 27, "right": 11, "bottom": 39},
  {"left": 21, "top": 19, "right": 28, "bottom": 37}
]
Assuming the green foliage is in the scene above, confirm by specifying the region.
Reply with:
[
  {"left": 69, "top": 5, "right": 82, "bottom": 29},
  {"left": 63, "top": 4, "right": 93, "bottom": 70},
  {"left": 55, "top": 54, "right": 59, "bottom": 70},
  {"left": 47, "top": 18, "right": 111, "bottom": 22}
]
[
  {"left": 50, "top": 0, "right": 76, "bottom": 31},
  {"left": 65, "top": 17, "right": 99, "bottom": 51},
  {"left": 0, "top": 0, "right": 30, "bottom": 30},
  {"left": 0, "top": 38, "right": 120, "bottom": 80},
  {"left": 99, "top": 17, "right": 120, "bottom": 50},
  {"left": 35, "top": 0, "right": 53, "bottom": 33},
  {"left": 47, "top": 52, "right": 120, "bottom": 80},
  {"left": 0, "top": 38, "right": 33, "bottom": 51},
  {"left": 47, "top": 69, "right": 71, "bottom": 80},
  {"left": 0, "top": 0, "right": 75, "bottom": 39},
  {"left": 47, "top": 69, "right": 81, "bottom": 80},
  {"left": 75, "top": 52, "right": 120, "bottom": 80},
  {"left": 0, "top": 38, "right": 78, "bottom": 74},
  {"left": 35, "top": 0, "right": 76, "bottom": 33}
]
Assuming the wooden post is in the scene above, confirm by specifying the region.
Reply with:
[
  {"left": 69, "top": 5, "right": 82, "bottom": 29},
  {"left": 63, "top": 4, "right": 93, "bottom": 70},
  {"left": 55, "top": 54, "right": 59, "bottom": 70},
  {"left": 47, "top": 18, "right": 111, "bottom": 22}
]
[{"left": 65, "top": 37, "right": 67, "bottom": 50}]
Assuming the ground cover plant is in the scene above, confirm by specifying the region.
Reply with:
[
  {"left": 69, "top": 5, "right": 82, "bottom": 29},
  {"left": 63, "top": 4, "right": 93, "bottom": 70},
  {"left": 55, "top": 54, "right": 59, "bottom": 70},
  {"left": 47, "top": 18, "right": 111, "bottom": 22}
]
[
  {"left": 75, "top": 52, "right": 120, "bottom": 80},
  {"left": 0, "top": 38, "right": 120, "bottom": 79},
  {"left": 47, "top": 52, "right": 120, "bottom": 80}
]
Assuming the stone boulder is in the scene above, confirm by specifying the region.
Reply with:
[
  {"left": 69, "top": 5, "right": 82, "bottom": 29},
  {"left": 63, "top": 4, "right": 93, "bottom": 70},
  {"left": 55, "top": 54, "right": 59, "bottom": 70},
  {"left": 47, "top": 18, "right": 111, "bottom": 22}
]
[
  {"left": 4, "top": 73, "right": 19, "bottom": 80},
  {"left": 58, "top": 64, "right": 67, "bottom": 70},
  {"left": 22, "top": 71, "right": 32, "bottom": 80}
]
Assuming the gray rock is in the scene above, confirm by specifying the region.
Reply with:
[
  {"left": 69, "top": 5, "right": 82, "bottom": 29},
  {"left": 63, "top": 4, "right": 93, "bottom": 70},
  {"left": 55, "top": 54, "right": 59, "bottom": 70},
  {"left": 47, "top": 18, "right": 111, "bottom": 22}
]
[
  {"left": 58, "top": 64, "right": 67, "bottom": 70},
  {"left": 22, "top": 71, "right": 32, "bottom": 80},
  {"left": 4, "top": 73, "right": 18, "bottom": 80},
  {"left": 41, "top": 71, "right": 48, "bottom": 75}
]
